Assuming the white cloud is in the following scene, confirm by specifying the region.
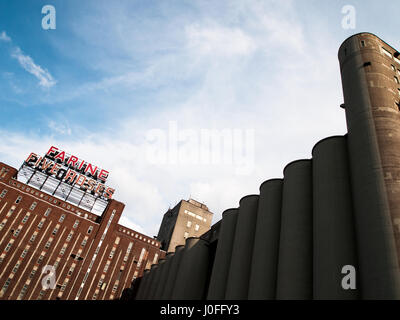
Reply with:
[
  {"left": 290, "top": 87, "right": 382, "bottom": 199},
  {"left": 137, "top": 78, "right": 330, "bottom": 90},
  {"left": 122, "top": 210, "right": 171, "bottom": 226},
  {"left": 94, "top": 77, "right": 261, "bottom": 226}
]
[
  {"left": 185, "top": 24, "right": 256, "bottom": 57},
  {"left": 0, "top": 31, "right": 11, "bottom": 42},
  {"left": 48, "top": 120, "right": 72, "bottom": 136},
  {"left": 11, "top": 47, "right": 56, "bottom": 88}
]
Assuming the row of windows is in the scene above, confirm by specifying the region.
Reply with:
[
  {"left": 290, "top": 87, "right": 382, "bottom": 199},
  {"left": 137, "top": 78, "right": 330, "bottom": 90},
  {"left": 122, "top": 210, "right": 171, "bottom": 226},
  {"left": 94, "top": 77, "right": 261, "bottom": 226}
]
[
  {"left": 0, "top": 168, "right": 9, "bottom": 179},
  {"left": 382, "top": 46, "right": 400, "bottom": 65},
  {"left": 8, "top": 180, "right": 98, "bottom": 222},
  {"left": 184, "top": 209, "right": 207, "bottom": 222},
  {"left": 186, "top": 220, "right": 200, "bottom": 231},
  {"left": 2, "top": 187, "right": 98, "bottom": 237},
  {"left": 118, "top": 228, "right": 158, "bottom": 246}
]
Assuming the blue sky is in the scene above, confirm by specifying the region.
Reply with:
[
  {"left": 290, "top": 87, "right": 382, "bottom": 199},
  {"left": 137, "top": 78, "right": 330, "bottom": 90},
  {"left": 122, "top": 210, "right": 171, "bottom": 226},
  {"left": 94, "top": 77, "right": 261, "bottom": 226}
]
[{"left": 0, "top": 0, "right": 399, "bottom": 236}]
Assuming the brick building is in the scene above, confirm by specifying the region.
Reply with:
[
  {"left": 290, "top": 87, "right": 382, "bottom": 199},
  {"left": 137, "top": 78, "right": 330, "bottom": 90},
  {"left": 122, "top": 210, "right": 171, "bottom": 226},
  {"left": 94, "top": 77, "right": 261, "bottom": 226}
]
[
  {"left": 0, "top": 148, "right": 164, "bottom": 300},
  {"left": 157, "top": 199, "right": 213, "bottom": 252}
]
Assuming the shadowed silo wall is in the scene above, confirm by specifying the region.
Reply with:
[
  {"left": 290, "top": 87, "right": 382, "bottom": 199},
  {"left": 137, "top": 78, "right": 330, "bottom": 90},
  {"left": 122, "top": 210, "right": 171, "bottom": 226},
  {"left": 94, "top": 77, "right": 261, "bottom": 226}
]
[
  {"left": 147, "top": 259, "right": 165, "bottom": 300},
  {"left": 312, "top": 136, "right": 359, "bottom": 299},
  {"left": 339, "top": 33, "right": 400, "bottom": 299},
  {"left": 133, "top": 269, "right": 149, "bottom": 300},
  {"left": 248, "top": 179, "right": 283, "bottom": 300},
  {"left": 153, "top": 252, "right": 174, "bottom": 299},
  {"left": 276, "top": 160, "right": 313, "bottom": 300},
  {"left": 207, "top": 208, "right": 239, "bottom": 300},
  {"left": 161, "top": 245, "right": 184, "bottom": 300},
  {"left": 225, "top": 195, "right": 259, "bottom": 300},
  {"left": 142, "top": 264, "right": 158, "bottom": 300},
  {"left": 172, "top": 237, "right": 210, "bottom": 300}
]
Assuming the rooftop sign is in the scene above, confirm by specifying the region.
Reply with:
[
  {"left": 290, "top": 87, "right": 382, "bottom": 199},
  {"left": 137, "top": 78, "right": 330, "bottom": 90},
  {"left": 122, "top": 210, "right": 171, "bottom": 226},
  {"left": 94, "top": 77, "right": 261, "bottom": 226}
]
[{"left": 17, "top": 146, "right": 115, "bottom": 214}]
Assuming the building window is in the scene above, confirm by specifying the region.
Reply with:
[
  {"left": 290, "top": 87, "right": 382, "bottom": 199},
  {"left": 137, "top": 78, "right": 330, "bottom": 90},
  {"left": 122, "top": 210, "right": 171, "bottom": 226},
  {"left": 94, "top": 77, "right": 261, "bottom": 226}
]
[
  {"left": 73, "top": 220, "right": 79, "bottom": 229},
  {"left": 66, "top": 232, "right": 74, "bottom": 242},
  {"left": 6, "top": 206, "right": 15, "bottom": 217},
  {"left": 360, "top": 40, "right": 365, "bottom": 47},
  {"left": 30, "top": 202, "right": 37, "bottom": 211},
  {"left": 13, "top": 228, "right": 21, "bottom": 237},
  {"left": 153, "top": 253, "right": 159, "bottom": 264},
  {"left": 395, "top": 76, "right": 399, "bottom": 84},
  {"left": 103, "top": 261, "right": 110, "bottom": 273},
  {"left": 19, "top": 284, "right": 29, "bottom": 299},
  {"left": 0, "top": 189, "right": 7, "bottom": 198},
  {"left": 382, "top": 47, "right": 392, "bottom": 58},
  {"left": 59, "top": 214, "right": 65, "bottom": 223},
  {"left": 195, "top": 224, "right": 200, "bottom": 231},
  {"left": 5, "top": 241, "right": 13, "bottom": 252},
  {"left": 52, "top": 227, "right": 59, "bottom": 235},
  {"left": 29, "top": 233, "right": 37, "bottom": 243},
  {"left": 68, "top": 264, "right": 75, "bottom": 276},
  {"left": 2, "top": 278, "right": 12, "bottom": 293},
  {"left": 37, "top": 254, "right": 45, "bottom": 264},
  {"left": 137, "top": 248, "right": 146, "bottom": 268},
  {"left": 81, "top": 238, "right": 87, "bottom": 247},
  {"left": 37, "top": 220, "right": 44, "bottom": 229},
  {"left": 44, "top": 208, "right": 51, "bottom": 217},
  {"left": 29, "top": 268, "right": 37, "bottom": 279},
  {"left": 392, "top": 65, "right": 396, "bottom": 71},
  {"left": 87, "top": 226, "right": 93, "bottom": 234},
  {"left": 21, "top": 248, "right": 29, "bottom": 258},
  {"left": 15, "top": 196, "right": 22, "bottom": 204},
  {"left": 45, "top": 239, "right": 53, "bottom": 249},
  {"left": 59, "top": 245, "right": 67, "bottom": 256},
  {"left": 186, "top": 221, "right": 192, "bottom": 228},
  {"left": 22, "top": 214, "right": 30, "bottom": 224},
  {"left": 12, "top": 262, "right": 20, "bottom": 273},
  {"left": 184, "top": 232, "right": 189, "bottom": 239}
]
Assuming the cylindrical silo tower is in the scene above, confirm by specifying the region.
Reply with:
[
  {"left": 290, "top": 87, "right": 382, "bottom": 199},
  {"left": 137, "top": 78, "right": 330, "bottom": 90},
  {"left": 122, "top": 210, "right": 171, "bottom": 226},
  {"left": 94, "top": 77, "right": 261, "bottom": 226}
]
[
  {"left": 154, "top": 252, "right": 174, "bottom": 299},
  {"left": 161, "top": 245, "right": 185, "bottom": 300},
  {"left": 134, "top": 269, "right": 150, "bottom": 300},
  {"left": 276, "top": 160, "right": 313, "bottom": 300},
  {"left": 225, "top": 195, "right": 259, "bottom": 300},
  {"left": 172, "top": 237, "right": 210, "bottom": 300},
  {"left": 142, "top": 264, "right": 158, "bottom": 300},
  {"left": 312, "top": 135, "right": 359, "bottom": 299},
  {"left": 248, "top": 179, "right": 283, "bottom": 300},
  {"left": 338, "top": 33, "right": 400, "bottom": 299},
  {"left": 207, "top": 208, "right": 239, "bottom": 300},
  {"left": 147, "top": 259, "right": 165, "bottom": 300}
]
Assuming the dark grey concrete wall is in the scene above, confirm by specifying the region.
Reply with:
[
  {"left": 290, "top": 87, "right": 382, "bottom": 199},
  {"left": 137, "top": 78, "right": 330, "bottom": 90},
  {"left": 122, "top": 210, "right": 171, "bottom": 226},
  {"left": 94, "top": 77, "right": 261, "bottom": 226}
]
[
  {"left": 142, "top": 264, "right": 158, "bottom": 300},
  {"left": 312, "top": 136, "right": 359, "bottom": 299},
  {"left": 225, "top": 195, "right": 259, "bottom": 299},
  {"left": 248, "top": 179, "right": 283, "bottom": 299},
  {"left": 172, "top": 238, "right": 210, "bottom": 300},
  {"left": 207, "top": 208, "right": 239, "bottom": 300},
  {"left": 154, "top": 252, "right": 174, "bottom": 299},
  {"left": 134, "top": 269, "right": 150, "bottom": 300},
  {"left": 147, "top": 259, "right": 165, "bottom": 300},
  {"left": 161, "top": 245, "right": 185, "bottom": 300},
  {"left": 276, "top": 160, "right": 313, "bottom": 300}
]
